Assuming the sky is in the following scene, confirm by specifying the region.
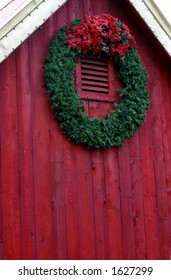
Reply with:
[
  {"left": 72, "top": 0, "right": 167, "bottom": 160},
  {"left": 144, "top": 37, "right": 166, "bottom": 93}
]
[{"left": 153, "top": 0, "right": 171, "bottom": 24}]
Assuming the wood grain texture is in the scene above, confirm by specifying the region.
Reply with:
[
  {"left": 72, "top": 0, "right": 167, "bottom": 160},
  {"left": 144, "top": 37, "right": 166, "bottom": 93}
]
[
  {"left": 15, "top": 40, "right": 36, "bottom": 260},
  {"left": 0, "top": 54, "right": 21, "bottom": 259},
  {"left": 0, "top": 0, "right": 171, "bottom": 260}
]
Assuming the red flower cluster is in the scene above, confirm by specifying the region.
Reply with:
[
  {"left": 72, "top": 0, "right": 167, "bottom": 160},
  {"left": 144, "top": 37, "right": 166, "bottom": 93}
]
[{"left": 66, "top": 14, "right": 136, "bottom": 57}]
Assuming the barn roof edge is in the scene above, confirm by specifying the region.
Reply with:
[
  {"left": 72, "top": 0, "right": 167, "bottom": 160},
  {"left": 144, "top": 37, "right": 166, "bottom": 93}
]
[
  {"left": 0, "top": 0, "right": 67, "bottom": 63},
  {"left": 127, "top": 0, "right": 171, "bottom": 57}
]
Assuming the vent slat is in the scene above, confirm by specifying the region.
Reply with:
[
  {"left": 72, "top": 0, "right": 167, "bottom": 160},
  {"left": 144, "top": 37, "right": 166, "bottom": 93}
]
[
  {"left": 82, "top": 74, "right": 108, "bottom": 82},
  {"left": 81, "top": 69, "right": 108, "bottom": 77},
  {"left": 81, "top": 58, "right": 107, "bottom": 66},
  {"left": 81, "top": 64, "right": 107, "bottom": 72},
  {"left": 82, "top": 79, "right": 108, "bottom": 87},
  {"left": 82, "top": 85, "right": 108, "bottom": 93},
  {"left": 80, "top": 55, "right": 109, "bottom": 95}
]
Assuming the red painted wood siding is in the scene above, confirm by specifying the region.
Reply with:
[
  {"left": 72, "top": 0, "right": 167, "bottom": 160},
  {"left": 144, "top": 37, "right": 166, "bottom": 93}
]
[{"left": 0, "top": 0, "right": 171, "bottom": 260}]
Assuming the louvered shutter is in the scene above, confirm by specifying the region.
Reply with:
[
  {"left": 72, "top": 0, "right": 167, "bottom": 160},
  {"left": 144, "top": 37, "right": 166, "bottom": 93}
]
[
  {"left": 76, "top": 55, "right": 116, "bottom": 102},
  {"left": 81, "top": 56, "right": 108, "bottom": 94}
]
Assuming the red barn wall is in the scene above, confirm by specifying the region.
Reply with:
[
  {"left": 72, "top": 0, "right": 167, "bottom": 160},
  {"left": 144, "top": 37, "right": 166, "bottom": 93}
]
[{"left": 0, "top": 0, "right": 171, "bottom": 260}]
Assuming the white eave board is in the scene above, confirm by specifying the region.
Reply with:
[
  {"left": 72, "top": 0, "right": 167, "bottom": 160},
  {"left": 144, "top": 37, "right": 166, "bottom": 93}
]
[
  {"left": 128, "top": 0, "right": 171, "bottom": 57},
  {"left": 0, "top": 0, "right": 13, "bottom": 9},
  {"left": 153, "top": 0, "right": 171, "bottom": 25},
  {"left": 0, "top": 1, "right": 35, "bottom": 31},
  {"left": 0, "top": 0, "right": 67, "bottom": 63}
]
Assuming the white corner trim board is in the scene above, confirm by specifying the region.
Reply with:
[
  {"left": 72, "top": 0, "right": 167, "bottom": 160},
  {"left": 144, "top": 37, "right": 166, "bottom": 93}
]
[
  {"left": 128, "top": 0, "right": 171, "bottom": 57},
  {"left": 0, "top": 0, "right": 67, "bottom": 63}
]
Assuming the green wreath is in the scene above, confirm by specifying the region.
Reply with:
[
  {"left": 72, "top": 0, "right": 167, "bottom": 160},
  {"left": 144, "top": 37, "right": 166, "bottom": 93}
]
[{"left": 44, "top": 14, "right": 150, "bottom": 148}]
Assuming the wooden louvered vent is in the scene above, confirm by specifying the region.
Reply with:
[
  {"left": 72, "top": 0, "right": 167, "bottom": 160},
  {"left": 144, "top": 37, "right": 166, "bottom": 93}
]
[
  {"left": 76, "top": 55, "right": 115, "bottom": 102},
  {"left": 81, "top": 56, "right": 109, "bottom": 95}
]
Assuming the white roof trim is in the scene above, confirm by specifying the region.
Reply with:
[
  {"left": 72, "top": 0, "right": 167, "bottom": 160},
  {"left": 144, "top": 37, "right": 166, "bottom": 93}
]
[
  {"left": 0, "top": 1, "right": 36, "bottom": 32},
  {"left": 0, "top": 0, "right": 67, "bottom": 63},
  {"left": 128, "top": 0, "right": 171, "bottom": 57}
]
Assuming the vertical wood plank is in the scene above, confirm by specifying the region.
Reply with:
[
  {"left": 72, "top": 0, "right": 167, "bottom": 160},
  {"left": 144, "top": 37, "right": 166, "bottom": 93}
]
[
  {"left": 51, "top": 162, "right": 68, "bottom": 259},
  {"left": 82, "top": 0, "right": 95, "bottom": 15},
  {"left": 104, "top": 148, "right": 124, "bottom": 259},
  {"left": 118, "top": 142, "right": 135, "bottom": 259},
  {"left": 139, "top": 114, "right": 156, "bottom": 196},
  {"left": 55, "top": 0, "right": 68, "bottom": 29},
  {"left": 0, "top": 55, "right": 21, "bottom": 259},
  {"left": 129, "top": 133, "right": 147, "bottom": 259},
  {"left": 15, "top": 40, "right": 36, "bottom": 260},
  {"left": 93, "top": 0, "right": 109, "bottom": 14},
  {"left": 89, "top": 101, "right": 108, "bottom": 259},
  {"left": 29, "top": 27, "right": 53, "bottom": 259},
  {"left": 68, "top": 0, "right": 84, "bottom": 20},
  {"left": 154, "top": 161, "right": 170, "bottom": 259},
  {"left": 118, "top": 142, "right": 132, "bottom": 198},
  {"left": 159, "top": 62, "right": 171, "bottom": 255},
  {"left": 150, "top": 84, "right": 164, "bottom": 159},
  {"left": 91, "top": 149, "right": 108, "bottom": 259},
  {"left": 150, "top": 62, "right": 170, "bottom": 259},
  {"left": 76, "top": 147, "right": 96, "bottom": 259},
  {"left": 45, "top": 6, "right": 65, "bottom": 158},
  {"left": 44, "top": 10, "right": 68, "bottom": 260},
  {"left": 130, "top": 157, "right": 147, "bottom": 259},
  {"left": 63, "top": 141, "right": 80, "bottom": 260},
  {"left": 121, "top": 197, "right": 135, "bottom": 259},
  {"left": 144, "top": 196, "right": 160, "bottom": 259}
]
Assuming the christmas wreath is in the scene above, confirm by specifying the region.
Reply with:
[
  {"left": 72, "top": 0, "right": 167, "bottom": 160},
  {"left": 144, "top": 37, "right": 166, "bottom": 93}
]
[{"left": 44, "top": 14, "right": 150, "bottom": 148}]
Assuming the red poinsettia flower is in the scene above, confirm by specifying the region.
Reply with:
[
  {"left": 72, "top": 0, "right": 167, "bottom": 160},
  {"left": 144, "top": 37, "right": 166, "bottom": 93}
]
[
  {"left": 66, "top": 40, "right": 77, "bottom": 49},
  {"left": 122, "top": 23, "right": 130, "bottom": 35},
  {"left": 115, "top": 43, "right": 129, "bottom": 56},
  {"left": 66, "top": 14, "right": 136, "bottom": 57}
]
